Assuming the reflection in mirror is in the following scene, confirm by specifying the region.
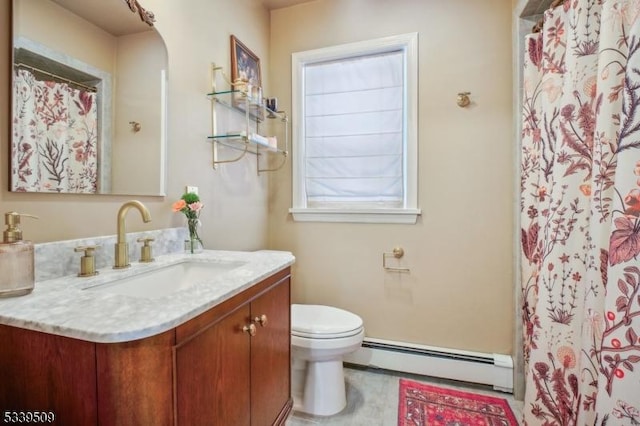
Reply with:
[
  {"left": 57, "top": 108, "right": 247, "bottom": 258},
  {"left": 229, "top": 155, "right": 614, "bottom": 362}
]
[{"left": 11, "top": 0, "right": 167, "bottom": 195}]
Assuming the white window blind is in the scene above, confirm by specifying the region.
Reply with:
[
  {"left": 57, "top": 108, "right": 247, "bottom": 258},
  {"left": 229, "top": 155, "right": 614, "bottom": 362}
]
[
  {"left": 304, "top": 51, "right": 404, "bottom": 207},
  {"left": 290, "top": 33, "right": 420, "bottom": 224}
]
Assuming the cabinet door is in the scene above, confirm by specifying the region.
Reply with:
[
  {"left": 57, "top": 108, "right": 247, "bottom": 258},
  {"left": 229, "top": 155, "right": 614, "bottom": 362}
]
[
  {"left": 250, "top": 277, "right": 291, "bottom": 426},
  {"left": 175, "top": 305, "right": 251, "bottom": 426}
]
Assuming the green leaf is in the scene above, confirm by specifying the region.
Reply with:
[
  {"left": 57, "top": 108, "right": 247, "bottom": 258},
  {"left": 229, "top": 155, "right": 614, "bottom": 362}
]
[{"left": 182, "top": 192, "right": 200, "bottom": 204}]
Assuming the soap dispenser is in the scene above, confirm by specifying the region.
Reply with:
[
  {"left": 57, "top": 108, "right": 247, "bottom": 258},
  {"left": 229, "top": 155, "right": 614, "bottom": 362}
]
[{"left": 0, "top": 212, "right": 38, "bottom": 297}]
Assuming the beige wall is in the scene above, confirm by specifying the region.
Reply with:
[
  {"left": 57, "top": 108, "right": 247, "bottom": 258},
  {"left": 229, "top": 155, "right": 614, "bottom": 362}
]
[
  {"left": 112, "top": 30, "right": 166, "bottom": 194},
  {"left": 269, "top": 0, "right": 515, "bottom": 354},
  {"left": 1, "top": 0, "right": 271, "bottom": 250},
  {"left": 14, "top": 0, "right": 116, "bottom": 73}
]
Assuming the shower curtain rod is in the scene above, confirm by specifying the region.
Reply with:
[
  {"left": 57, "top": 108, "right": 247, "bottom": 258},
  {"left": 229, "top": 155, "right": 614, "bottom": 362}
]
[
  {"left": 14, "top": 62, "right": 97, "bottom": 93},
  {"left": 532, "top": 0, "right": 564, "bottom": 33}
]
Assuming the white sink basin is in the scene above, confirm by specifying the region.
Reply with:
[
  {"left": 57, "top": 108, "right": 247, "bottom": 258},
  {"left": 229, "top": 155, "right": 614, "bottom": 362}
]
[{"left": 87, "top": 260, "right": 246, "bottom": 298}]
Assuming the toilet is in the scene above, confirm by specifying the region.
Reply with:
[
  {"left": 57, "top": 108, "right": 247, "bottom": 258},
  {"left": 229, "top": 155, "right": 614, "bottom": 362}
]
[{"left": 290, "top": 304, "right": 364, "bottom": 416}]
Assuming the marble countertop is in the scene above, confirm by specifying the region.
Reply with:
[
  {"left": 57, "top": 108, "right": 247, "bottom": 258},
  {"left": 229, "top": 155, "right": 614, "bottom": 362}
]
[{"left": 0, "top": 250, "right": 294, "bottom": 343}]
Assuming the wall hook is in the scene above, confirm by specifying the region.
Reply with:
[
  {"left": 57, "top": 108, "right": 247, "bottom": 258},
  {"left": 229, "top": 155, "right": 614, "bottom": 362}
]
[
  {"left": 129, "top": 121, "right": 141, "bottom": 132},
  {"left": 457, "top": 92, "right": 471, "bottom": 108}
]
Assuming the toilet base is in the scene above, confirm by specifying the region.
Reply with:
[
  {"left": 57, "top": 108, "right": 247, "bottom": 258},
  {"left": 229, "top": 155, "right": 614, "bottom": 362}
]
[{"left": 292, "top": 358, "right": 346, "bottom": 416}]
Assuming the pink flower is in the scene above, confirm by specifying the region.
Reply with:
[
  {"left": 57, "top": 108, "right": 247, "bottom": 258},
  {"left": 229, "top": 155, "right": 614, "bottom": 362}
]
[
  {"left": 538, "top": 186, "right": 547, "bottom": 201},
  {"left": 624, "top": 189, "right": 640, "bottom": 216},
  {"left": 188, "top": 202, "right": 203, "bottom": 212},
  {"left": 557, "top": 346, "right": 576, "bottom": 369},
  {"left": 561, "top": 104, "right": 575, "bottom": 120}
]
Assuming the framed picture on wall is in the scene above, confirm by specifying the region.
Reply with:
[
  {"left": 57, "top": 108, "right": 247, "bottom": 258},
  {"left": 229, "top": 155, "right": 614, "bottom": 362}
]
[{"left": 230, "top": 35, "right": 263, "bottom": 120}]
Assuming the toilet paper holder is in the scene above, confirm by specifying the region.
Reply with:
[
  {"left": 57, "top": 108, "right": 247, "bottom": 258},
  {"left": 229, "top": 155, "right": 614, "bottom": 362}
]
[{"left": 382, "top": 247, "right": 410, "bottom": 272}]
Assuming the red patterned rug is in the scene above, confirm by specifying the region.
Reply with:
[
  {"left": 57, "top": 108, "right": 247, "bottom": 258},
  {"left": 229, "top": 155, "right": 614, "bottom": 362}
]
[{"left": 398, "top": 379, "right": 519, "bottom": 425}]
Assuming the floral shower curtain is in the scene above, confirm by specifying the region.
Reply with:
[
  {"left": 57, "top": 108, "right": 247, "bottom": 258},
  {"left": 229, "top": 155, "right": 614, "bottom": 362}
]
[
  {"left": 12, "top": 68, "right": 98, "bottom": 193},
  {"left": 521, "top": 0, "right": 640, "bottom": 424}
]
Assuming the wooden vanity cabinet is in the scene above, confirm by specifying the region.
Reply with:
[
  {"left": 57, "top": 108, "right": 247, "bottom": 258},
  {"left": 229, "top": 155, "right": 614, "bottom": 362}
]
[
  {"left": 175, "top": 267, "right": 292, "bottom": 426},
  {"left": 0, "top": 267, "right": 292, "bottom": 426}
]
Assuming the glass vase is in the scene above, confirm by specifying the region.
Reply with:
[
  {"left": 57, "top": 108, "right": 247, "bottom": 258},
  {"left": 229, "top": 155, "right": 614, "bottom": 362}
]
[
  {"left": 184, "top": 238, "right": 203, "bottom": 254},
  {"left": 185, "top": 218, "right": 203, "bottom": 254}
]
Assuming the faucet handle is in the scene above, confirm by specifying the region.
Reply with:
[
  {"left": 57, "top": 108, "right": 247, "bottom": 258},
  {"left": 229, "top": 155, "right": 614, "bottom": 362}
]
[
  {"left": 74, "top": 245, "right": 99, "bottom": 277},
  {"left": 137, "top": 237, "right": 155, "bottom": 263}
]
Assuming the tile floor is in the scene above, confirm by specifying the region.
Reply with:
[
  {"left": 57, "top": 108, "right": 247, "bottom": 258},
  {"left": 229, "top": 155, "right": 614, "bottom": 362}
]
[{"left": 285, "top": 365, "right": 524, "bottom": 425}]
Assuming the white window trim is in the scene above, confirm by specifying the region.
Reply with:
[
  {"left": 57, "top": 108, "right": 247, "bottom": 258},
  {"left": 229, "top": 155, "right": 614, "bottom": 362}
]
[{"left": 290, "top": 33, "right": 420, "bottom": 224}]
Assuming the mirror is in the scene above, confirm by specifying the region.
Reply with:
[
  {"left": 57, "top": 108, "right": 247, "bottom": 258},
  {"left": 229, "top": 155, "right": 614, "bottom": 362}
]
[{"left": 11, "top": 0, "right": 167, "bottom": 195}]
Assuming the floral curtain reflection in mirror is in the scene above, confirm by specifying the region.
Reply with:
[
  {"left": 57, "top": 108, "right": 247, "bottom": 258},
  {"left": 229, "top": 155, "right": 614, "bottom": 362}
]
[
  {"left": 12, "top": 67, "right": 98, "bottom": 193},
  {"left": 11, "top": 0, "right": 166, "bottom": 196}
]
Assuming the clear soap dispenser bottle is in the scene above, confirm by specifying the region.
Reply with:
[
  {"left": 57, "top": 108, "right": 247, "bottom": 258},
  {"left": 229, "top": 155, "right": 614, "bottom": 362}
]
[{"left": 0, "top": 212, "right": 38, "bottom": 297}]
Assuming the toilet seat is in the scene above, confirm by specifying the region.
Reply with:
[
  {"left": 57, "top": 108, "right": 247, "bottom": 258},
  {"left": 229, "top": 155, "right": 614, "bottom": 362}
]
[
  {"left": 292, "top": 326, "right": 364, "bottom": 339},
  {"left": 291, "top": 304, "right": 363, "bottom": 339}
]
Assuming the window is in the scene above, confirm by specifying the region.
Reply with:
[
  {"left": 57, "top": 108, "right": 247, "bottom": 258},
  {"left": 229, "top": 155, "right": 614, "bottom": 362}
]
[{"left": 290, "top": 33, "right": 420, "bottom": 224}]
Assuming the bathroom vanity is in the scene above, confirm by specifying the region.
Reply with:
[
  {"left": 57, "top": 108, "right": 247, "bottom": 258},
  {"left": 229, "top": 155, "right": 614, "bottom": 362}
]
[{"left": 0, "top": 250, "right": 294, "bottom": 426}]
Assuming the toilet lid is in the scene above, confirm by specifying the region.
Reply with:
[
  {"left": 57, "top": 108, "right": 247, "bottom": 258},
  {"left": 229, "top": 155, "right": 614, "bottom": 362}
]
[{"left": 291, "top": 304, "right": 363, "bottom": 339}]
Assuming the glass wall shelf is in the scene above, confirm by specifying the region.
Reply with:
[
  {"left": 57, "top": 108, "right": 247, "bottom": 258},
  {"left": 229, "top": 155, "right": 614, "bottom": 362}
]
[
  {"left": 208, "top": 64, "right": 288, "bottom": 174},
  {"left": 207, "top": 91, "right": 286, "bottom": 122}
]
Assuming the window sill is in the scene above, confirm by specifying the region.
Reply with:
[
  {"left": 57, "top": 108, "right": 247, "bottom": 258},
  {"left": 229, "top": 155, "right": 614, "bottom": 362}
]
[{"left": 289, "top": 208, "right": 421, "bottom": 224}]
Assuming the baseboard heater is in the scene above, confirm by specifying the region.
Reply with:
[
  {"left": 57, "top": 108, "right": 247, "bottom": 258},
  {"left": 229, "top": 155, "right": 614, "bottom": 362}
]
[{"left": 343, "top": 337, "right": 513, "bottom": 393}]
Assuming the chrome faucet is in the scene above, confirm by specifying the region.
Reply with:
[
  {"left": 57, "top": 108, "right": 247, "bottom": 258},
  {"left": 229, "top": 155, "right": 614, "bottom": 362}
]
[{"left": 114, "top": 200, "right": 152, "bottom": 269}]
